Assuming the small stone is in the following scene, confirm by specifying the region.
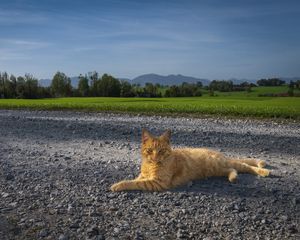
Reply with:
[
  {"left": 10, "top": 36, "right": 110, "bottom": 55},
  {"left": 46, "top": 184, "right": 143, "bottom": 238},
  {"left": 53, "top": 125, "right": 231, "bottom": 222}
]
[
  {"left": 5, "top": 173, "right": 14, "bottom": 181},
  {"left": 89, "top": 210, "right": 101, "bottom": 217},
  {"left": 70, "top": 222, "right": 80, "bottom": 229},
  {"left": 292, "top": 197, "right": 300, "bottom": 205},
  {"left": 134, "top": 230, "right": 143, "bottom": 240},
  {"left": 280, "top": 215, "right": 289, "bottom": 221},
  {"left": 94, "top": 235, "right": 105, "bottom": 240},
  {"left": 288, "top": 225, "right": 298, "bottom": 233},
  {"left": 109, "top": 206, "right": 118, "bottom": 211},
  {"left": 49, "top": 209, "right": 56, "bottom": 215},
  {"left": 58, "top": 234, "right": 68, "bottom": 240},
  {"left": 2, "top": 193, "right": 10, "bottom": 198},
  {"left": 234, "top": 204, "right": 240, "bottom": 211},
  {"left": 10, "top": 202, "right": 18, "bottom": 208},
  {"left": 38, "top": 229, "right": 48, "bottom": 238},
  {"left": 176, "top": 229, "right": 186, "bottom": 239},
  {"left": 87, "top": 225, "right": 99, "bottom": 237}
]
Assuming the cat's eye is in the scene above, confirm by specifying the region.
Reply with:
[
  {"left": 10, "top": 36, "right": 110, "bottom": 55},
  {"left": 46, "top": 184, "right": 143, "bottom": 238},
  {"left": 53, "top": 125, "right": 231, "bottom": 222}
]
[
  {"left": 146, "top": 149, "right": 153, "bottom": 154},
  {"left": 158, "top": 149, "right": 165, "bottom": 153}
]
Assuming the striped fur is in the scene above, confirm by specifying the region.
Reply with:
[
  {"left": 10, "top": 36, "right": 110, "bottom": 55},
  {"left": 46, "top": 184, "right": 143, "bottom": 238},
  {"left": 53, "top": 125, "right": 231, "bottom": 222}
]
[{"left": 110, "top": 129, "right": 270, "bottom": 192}]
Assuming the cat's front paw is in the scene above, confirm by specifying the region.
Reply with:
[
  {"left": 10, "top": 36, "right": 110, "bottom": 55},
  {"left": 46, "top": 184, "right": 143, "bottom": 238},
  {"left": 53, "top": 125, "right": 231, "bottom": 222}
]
[{"left": 110, "top": 181, "right": 127, "bottom": 192}]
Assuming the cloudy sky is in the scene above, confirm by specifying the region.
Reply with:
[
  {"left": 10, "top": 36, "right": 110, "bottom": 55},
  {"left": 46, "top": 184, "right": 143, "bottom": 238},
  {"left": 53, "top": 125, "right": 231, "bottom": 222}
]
[{"left": 0, "top": 0, "right": 299, "bottom": 80}]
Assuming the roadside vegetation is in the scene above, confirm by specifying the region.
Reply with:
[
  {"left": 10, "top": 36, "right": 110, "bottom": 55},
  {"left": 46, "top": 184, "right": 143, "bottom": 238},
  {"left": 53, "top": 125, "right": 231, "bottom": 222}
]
[
  {"left": 0, "top": 71, "right": 300, "bottom": 119},
  {"left": 1, "top": 71, "right": 300, "bottom": 99}
]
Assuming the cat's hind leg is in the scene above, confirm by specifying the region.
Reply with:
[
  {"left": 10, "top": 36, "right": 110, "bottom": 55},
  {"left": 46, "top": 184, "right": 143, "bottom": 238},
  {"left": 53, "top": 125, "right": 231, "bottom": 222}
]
[
  {"left": 231, "top": 158, "right": 266, "bottom": 168},
  {"left": 217, "top": 168, "right": 238, "bottom": 183},
  {"left": 228, "top": 161, "right": 269, "bottom": 177},
  {"left": 227, "top": 168, "right": 238, "bottom": 183}
]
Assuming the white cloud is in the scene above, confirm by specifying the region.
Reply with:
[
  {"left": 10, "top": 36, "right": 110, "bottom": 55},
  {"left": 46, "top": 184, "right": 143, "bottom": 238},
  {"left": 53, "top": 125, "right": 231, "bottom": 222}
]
[
  {"left": 0, "top": 38, "right": 50, "bottom": 61},
  {"left": 0, "top": 48, "right": 30, "bottom": 61},
  {"left": 0, "top": 38, "right": 50, "bottom": 49}
]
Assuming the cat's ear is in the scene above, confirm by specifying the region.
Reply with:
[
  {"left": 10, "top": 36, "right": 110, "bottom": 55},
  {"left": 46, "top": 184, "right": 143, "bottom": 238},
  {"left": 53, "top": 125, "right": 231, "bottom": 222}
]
[
  {"left": 160, "top": 129, "right": 171, "bottom": 143},
  {"left": 142, "top": 129, "right": 152, "bottom": 144}
]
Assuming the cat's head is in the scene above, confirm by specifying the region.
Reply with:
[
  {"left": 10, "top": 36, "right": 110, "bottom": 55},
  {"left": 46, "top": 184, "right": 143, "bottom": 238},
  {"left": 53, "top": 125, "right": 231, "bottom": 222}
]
[{"left": 141, "top": 129, "right": 172, "bottom": 163}]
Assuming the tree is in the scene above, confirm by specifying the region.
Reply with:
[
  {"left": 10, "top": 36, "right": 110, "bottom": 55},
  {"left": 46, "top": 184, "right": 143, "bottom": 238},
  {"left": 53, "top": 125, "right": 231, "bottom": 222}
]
[
  {"left": 165, "top": 85, "right": 181, "bottom": 97},
  {"left": 0, "top": 72, "right": 9, "bottom": 98},
  {"left": 296, "top": 80, "right": 300, "bottom": 90},
  {"left": 164, "top": 82, "right": 202, "bottom": 97},
  {"left": 24, "top": 74, "right": 38, "bottom": 98},
  {"left": 9, "top": 74, "right": 17, "bottom": 98},
  {"left": 181, "top": 82, "right": 195, "bottom": 97},
  {"left": 257, "top": 78, "right": 285, "bottom": 86},
  {"left": 2, "top": 73, "right": 16, "bottom": 98},
  {"left": 120, "top": 80, "right": 135, "bottom": 97},
  {"left": 209, "top": 80, "right": 233, "bottom": 92},
  {"left": 51, "top": 72, "right": 72, "bottom": 97},
  {"left": 16, "top": 76, "right": 26, "bottom": 98},
  {"left": 98, "top": 74, "right": 121, "bottom": 97},
  {"left": 288, "top": 81, "right": 294, "bottom": 96},
  {"left": 78, "top": 74, "right": 89, "bottom": 97},
  {"left": 37, "top": 86, "right": 52, "bottom": 98},
  {"left": 196, "top": 81, "right": 203, "bottom": 88},
  {"left": 88, "top": 71, "right": 98, "bottom": 96},
  {"left": 143, "top": 83, "right": 158, "bottom": 97}
]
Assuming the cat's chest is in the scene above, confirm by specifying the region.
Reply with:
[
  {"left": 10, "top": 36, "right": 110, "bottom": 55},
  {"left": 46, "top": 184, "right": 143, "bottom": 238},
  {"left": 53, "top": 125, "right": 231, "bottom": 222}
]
[{"left": 141, "top": 162, "right": 163, "bottom": 178}]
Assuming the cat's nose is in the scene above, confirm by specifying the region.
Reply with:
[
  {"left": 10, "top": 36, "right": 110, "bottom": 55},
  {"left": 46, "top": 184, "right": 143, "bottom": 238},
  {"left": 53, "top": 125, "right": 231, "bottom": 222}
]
[{"left": 152, "top": 154, "right": 158, "bottom": 162}]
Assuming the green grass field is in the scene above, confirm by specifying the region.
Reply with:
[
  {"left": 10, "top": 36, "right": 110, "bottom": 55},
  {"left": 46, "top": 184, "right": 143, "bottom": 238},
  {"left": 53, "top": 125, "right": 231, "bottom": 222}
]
[
  {"left": 0, "top": 87, "right": 299, "bottom": 119},
  {"left": 202, "top": 86, "right": 300, "bottom": 97}
]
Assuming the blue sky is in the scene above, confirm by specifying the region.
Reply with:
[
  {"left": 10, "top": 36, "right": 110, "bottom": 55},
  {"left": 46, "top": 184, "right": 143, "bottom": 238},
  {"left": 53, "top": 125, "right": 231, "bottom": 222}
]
[{"left": 0, "top": 0, "right": 299, "bottom": 80}]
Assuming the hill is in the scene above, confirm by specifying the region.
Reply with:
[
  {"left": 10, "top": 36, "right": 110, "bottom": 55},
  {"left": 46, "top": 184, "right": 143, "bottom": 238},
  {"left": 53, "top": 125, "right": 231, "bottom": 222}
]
[
  {"left": 38, "top": 74, "right": 300, "bottom": 88},
  {"left": 131, "top": 74, "right": 210, "bottom": 86}
]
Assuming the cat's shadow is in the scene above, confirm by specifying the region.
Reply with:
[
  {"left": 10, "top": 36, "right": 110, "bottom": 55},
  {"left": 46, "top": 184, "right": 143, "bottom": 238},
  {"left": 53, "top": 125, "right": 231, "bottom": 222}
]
[{"left": 171, "top": 173, "right": 288, "bottom": 198}]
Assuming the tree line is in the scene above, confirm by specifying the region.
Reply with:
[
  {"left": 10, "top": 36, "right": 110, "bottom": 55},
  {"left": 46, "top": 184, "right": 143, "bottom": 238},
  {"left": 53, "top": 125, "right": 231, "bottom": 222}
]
[
  {"left": 0, "top": 71, "right": 205, "bottom": 98},
  {"left": 0, "top": 72, "right": 51, "bottom": 99},
  {"left": 257, "top": 78, "right": 285, "bottom": 86},
  {"left": 1, "top": 71, "right": 299, "bottom": 99}
]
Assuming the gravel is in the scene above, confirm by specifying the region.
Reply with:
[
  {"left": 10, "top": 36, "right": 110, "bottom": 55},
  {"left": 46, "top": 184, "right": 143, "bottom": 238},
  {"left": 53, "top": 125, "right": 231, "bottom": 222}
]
[{"left": 0, "top": 110, "right": 299, "bottom": 239}]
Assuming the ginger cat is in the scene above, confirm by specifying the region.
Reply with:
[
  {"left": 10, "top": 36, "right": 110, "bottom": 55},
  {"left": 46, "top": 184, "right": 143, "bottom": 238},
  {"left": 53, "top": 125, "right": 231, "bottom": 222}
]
[{"left": 110, "top": 129, "right": 270, "bottom": 192}]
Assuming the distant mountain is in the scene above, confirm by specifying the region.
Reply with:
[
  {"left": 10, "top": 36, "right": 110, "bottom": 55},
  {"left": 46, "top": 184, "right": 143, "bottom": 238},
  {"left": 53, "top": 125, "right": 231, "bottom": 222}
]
[
  {"left": 70, "top": 77, "right": 79, "bottom": 87},
  {"left": 280, "top": 77, "right": 300, "bottom": 83},
  {"left": 131, "top": 74, "right": 210, "bottom": 86},
  {"left": 39, "top": 77, "right": 79, "bottom": 87},
  {"left": 39, "top": 79, "right": 51, "bottom": 87},
  {"left": 38, "top": 75, "right": 300, "bottom": 88}
]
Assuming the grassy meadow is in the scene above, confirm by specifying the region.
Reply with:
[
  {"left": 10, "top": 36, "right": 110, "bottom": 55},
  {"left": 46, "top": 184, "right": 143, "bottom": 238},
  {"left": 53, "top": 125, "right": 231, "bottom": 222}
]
[{"left": 0, "top": 86, "right": 299, "bottom": 119}]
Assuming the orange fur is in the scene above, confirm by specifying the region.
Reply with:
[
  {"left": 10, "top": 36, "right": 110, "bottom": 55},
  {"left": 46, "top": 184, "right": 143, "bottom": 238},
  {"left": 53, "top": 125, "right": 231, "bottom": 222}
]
[{"left": 110, "top": 129, "right": 270, "bottom": 192}]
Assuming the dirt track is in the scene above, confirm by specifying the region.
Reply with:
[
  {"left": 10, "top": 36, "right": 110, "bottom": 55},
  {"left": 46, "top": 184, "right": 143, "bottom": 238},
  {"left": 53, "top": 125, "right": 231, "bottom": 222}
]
[{"left": 0, "top": 110, "right": 299, "bottom": 239}]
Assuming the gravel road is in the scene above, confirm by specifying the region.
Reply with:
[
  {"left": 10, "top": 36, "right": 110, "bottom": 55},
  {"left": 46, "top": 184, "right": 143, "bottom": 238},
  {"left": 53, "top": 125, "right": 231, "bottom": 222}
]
[{"left": 0, "top": 110, "right": 299, "bottom": 240}]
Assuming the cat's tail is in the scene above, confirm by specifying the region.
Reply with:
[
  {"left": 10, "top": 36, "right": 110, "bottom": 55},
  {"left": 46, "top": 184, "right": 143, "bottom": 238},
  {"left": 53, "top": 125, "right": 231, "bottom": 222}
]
[{"left": 227, "top": 159, "right": 269, "bottom": 177}]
